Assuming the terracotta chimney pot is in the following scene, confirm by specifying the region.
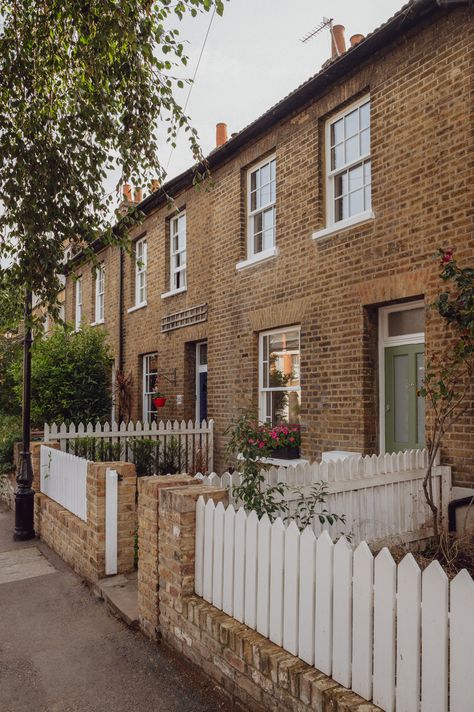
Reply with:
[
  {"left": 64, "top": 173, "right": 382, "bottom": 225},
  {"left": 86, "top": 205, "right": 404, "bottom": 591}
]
[
  {"left": 350, "top": 33, "right": 365, "bottom": 47},
  {"left": 150, "top": 179, "right": 160, "bottom": 193},
  {"left": 123, "top": 183, "right": 132, "bottom": 202},
  {"left": 216, "top": 122, "right": 228, "bottom": 148},
  {"left": 331, "top": 24, "right": 346, "bottom": 58},
  {"left": 134, "top": 187, "right": 143, "bottom": 203}
]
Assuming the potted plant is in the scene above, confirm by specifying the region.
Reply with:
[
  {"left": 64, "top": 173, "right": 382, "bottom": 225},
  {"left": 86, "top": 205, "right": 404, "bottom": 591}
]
[
  {"left": 152, "top": 379, "right": 166, "bottom": 408},
  {"left": 266, "top": 423, "right": 301, "bottom": 459}
]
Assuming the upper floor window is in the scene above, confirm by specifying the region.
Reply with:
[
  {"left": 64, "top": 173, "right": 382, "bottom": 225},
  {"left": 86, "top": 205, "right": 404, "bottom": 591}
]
[
  {"left": 259, "top": 326, "right": 301, "bottom": 425},
  {"left": 75, "top": 277, "right": 83, "bottom": 331},
  {"left": 94, "top": 264, "right": 105, "bottom": 324},
  {"left": 170, "top": 212, "right": 186, "bottom": 292},
  {"left": 247, "top": 156, "right": 276, "bottom": 258},
  {"left": 135, "top": 237, "right": 147, "bottom": 306},
  {"left": 326, "top": 97, "right": 371, "bottom": 227}
]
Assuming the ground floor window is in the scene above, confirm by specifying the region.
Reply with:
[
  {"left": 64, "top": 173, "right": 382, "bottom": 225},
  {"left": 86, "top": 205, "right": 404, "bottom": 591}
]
[
  {"left": 142, "top": 352, "right": 158, "bottom": 422},
  {"left": 259, "top": 326, "right": 300, "bottom": 424},
  {"left": 195, "top": 341, "right": 208, "bottom": 423}
]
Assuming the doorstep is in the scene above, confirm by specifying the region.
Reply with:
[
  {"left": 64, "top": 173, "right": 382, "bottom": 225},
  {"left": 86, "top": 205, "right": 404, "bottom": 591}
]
[{"left": 90, "top": 571, "right": 138, "bottom": 628}]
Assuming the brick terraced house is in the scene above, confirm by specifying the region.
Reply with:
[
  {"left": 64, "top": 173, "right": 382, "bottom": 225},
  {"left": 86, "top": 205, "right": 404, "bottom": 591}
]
[{"left": 65, "top": 0, "right": 474, "bottom": 482}]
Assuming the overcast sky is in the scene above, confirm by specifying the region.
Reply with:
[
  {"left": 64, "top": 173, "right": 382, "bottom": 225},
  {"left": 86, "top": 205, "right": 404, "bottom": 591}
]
[{"left": 156, "top": 0, "right": 404, "bottom": 186}]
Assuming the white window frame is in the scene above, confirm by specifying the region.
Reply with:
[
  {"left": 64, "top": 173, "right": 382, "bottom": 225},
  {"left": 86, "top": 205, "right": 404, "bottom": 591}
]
[
  {"left": 142, "top": 352, "right": 158, "bottom": 422},
  {"left": 75, "top": 277, "right": 83, "bottom": 331},
  {"left": 134, "top": 237, "right": 147, "bottom": 308},
  {"left": 246, "top": 154, "right": 276, "bottom": 261},
  {"left": 170, "top": 212, "right": 187, "bottom": 293},
  {"left": 324, "top": 95, "right": 372, "bottom": 233},
  {"left": 258, "top": 326, "right": 301, "bottom": 424},
  {"left": 195, "top": 341, "right": 208, "bottom": 423},
  {"left": 94, "top": 264, "right": 105, "bottom": 324},
  {"left": 378, "top": 300, "right": 425, "bottom": 453}
]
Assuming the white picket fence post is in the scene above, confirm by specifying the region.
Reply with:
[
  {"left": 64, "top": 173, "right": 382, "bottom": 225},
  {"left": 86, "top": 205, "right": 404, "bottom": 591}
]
[{"left": 195, "top": 496, "right": 474, "bottom": 712}]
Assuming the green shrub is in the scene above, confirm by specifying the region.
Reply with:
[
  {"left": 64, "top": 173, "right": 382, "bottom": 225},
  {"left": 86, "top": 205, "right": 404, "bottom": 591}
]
[
  {"left": 12, "top": 325, "right": 113, "bottom": 427},
  {"left": 0, "top": 415, "right": 21, "bottom": 474},
  {"left": 70, "top": 437, "right": 121, "bottom": 462}
]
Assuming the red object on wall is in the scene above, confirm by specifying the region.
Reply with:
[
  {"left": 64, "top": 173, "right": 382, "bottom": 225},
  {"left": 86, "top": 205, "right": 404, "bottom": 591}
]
[{"left": 153, "top": 397, "right": 167, "bottom": 408}]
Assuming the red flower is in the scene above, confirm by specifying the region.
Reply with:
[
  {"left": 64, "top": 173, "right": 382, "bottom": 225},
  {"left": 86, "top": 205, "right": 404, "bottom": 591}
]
[
  {"left": 258, "top": 441, "right": 265, "bottom": 449},
  {"left": 289, "top": 437, "right": 295, "bottom": 443},
  {"left": 442, "top": 249, "right": 454, "bottom": 264}
]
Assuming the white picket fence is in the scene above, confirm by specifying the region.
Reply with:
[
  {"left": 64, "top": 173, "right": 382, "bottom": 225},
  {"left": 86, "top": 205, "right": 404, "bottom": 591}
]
[
  {"left": 44, "top": 418, "right": 214, "bottom": 474},
  {"left": 195, "top": 497, "right": 474, "bottom": 712},
  {"left": 195, "top": 448, "right": 450, "bottom": 546},
  {"left": 40, "top": 445, "right": 88, "bottom": 521}
]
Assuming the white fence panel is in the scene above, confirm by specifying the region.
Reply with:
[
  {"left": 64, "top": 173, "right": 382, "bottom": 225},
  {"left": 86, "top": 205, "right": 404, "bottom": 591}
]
[
  {"left": 194, "top": 493, "right": 474, "bottom": 712},
  {"left": 40, "top": 445, "right": 88, "bottom": 521}
]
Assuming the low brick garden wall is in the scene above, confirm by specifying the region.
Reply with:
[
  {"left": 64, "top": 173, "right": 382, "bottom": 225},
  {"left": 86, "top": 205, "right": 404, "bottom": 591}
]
[
  {"left": 35, "top": 459, "right": 136, "bottom": 581},
  {"left": 137, "top": 481, "right": 382, "bottom": 712}
]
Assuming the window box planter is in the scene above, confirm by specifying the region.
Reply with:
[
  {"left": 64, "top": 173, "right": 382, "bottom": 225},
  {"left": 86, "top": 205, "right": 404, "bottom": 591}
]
[
  {"left": 268, "top": 445, "right": 300, "bottom": 460},
  {"left": 153, "top": 396, "right": 167, "bottom": 408}
]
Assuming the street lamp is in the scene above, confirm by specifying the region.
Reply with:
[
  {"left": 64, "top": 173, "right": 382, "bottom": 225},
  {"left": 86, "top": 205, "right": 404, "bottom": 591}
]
[{"left": 14, "top": 289, "right": 35, "bottom": 540}]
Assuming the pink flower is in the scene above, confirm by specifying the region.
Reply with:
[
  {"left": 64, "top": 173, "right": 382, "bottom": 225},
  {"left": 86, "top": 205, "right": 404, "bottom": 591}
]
[
  {"left": 258, "top": 441, "right": 265, "bottom": 449},
  {"left": 442, "top": 249, "right": 454, "bottom": 264},
  {"left": 248, "top": 438, "right": 254, "bottom": 444},
  {"left": 289, "top": 437, "right": 295, "bottom": 443}
]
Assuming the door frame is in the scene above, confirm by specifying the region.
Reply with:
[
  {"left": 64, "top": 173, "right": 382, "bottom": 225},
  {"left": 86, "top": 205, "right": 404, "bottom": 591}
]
[
  {"left": 378, "top": 300, "right": 424, "bottom": 453},
  {"left": 195, "top": 341, "right": 208, "bottom": 423}
]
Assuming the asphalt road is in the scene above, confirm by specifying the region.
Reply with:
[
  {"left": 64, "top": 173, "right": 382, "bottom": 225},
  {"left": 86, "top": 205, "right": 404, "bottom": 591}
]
[{"left": 0, "top": 502, "right": 231, "bottom": 712}]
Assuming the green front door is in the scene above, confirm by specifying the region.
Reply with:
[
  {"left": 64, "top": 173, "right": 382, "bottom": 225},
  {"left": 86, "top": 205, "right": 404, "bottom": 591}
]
[{"left": 384, "top": 344, "right": 425, "bottom": 453}]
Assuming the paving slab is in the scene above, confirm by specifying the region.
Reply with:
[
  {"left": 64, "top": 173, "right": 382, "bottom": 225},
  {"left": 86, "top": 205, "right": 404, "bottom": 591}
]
[
  {"left": 92, "top": 571, "right": 139, "bottom": 627},
  {"left": 0, "top": 546, "right": 56, "bottom": 584},
  {"left": 0, "top": 503, "right": 231, "bottom": 712}
]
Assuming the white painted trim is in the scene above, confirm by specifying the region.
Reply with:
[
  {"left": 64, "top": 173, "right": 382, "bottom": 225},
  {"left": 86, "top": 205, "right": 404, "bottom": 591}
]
[
  {"left": 90, "top": 319, "right": 105, "bottom": 327},
  {"left": 258, "top": 325, "right": 301, "bottom": 424},
  {"left": 105, "top": 468, "right": 118, "bottom": 576},
  {"left": 312, "top": 210, "right": 375, "bottom": 240},
  {"left": 127, "top": 302, "right": 147, "bottom": 313},
  {"left": 170, "top": 211, "right": 187, "bottom": 292},
  {"left": 236, "top": 246, "right": 278, "bottom": 271},
  {"left": 378, "top": 300, "right": 425, "bottom": 454},
  {"left": 134, "top": 236, "right": 147, "bottom": 307},
  {"left": 195, "top": 341, "right": 208, "bottom": 422},
  {"left": 161, "top": 286, "right": 187, "bottom": 299},
  {"left": 324, "top": 95, "right": 371, "bottom": 231},
  {"left": 246, "top": 154, "right": 276, "bottom": 260}
]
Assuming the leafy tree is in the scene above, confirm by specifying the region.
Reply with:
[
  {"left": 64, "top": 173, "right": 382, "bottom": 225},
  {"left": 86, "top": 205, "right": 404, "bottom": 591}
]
[
  {"left": 12, "top": 326, "right": 114, "bottom": 426},
  {"left": 0, "top": 0, "right": 225, "bottom": 315},
  {"left": 419, "top": 249, "right": 474, "bottom": 538}
]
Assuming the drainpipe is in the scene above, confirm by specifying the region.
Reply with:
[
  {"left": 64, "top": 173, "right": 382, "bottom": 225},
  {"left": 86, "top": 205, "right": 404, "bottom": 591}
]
[{"left": 118, "top": 247, "right": 124, "bottom": 422}]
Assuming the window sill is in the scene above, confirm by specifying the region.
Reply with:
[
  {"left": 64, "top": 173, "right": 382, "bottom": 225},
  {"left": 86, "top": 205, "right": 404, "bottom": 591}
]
[
  {"left": 237, "top": 453, "right": 309, "bottom": 468},
  {"left": 236, "top": 246, "right": 278, "bottom": 271},
  {"left": 90, "top": 320, "right": 105, "bottom": 327},
  {"left": 127, "top": 302, "right": 147, "bottom": 314},
  {"left": 312, "top": 210, "right": 375, "bottom": 240},
  {"left": 161, "top": 286, "right": 187, "bottom": 299}
]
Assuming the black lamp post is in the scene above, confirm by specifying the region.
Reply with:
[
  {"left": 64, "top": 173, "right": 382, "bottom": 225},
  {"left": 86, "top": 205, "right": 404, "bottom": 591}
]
[{"left": 14, "top": 289, "right": 35, "bottom": 541}]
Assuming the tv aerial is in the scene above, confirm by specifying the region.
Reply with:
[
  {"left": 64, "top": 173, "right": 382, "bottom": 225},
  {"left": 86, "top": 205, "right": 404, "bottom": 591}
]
[{"left": 300, "top": 17, "right": 341, "bottom": 56}]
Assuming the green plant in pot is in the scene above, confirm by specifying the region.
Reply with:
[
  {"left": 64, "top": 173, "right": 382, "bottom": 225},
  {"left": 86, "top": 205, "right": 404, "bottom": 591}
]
[{"left": 152, "top": 377, "right": 166, "bottom": 408}]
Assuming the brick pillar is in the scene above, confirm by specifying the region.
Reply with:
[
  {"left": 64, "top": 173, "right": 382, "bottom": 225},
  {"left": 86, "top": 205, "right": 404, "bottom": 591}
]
[
  {"left": 137, "top": 474, "right": 195, "bottom": 640},
  {"left": 158, "top": 485, "right": 228, "bottom": 643},
  {"left": 86, "top": 461, "right": 137, "bottom": 579}
]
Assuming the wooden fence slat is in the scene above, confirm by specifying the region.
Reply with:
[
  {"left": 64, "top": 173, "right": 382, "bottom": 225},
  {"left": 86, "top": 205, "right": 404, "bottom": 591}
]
[
  {"left": 421, "top": 561, "right": 448, "bottom": 712},
  {"left": 373, "top": 548, "right": 396, "bottom": 712},
  {"left": 450, "top": 570, "right": 474, "bottom": 712},
  {"left": 269, "top": 517, "right": 285, "bottom": 647},
  {"left": 256, "top": 514, "right": 271, "bottom": 638},
  {"left": 332, "top": 536, "right": 353, "bottom": 688},
  {"left": 244, "top": 510, "right": 259, "bottom": 630},
  {"left": 283, "top": 521, "right": 300, "bottom": 656},
  {"left": 298, "top": 527, "right": 316, "bottom": 665},
  {"left": 194, "top": 496, "right": 205, "bottom": 597},
  {"left": 222, "top": 504, "right": 235, "bottom": 616},
  {"left": 203, "top": 499, "right": 215, "bottom": 603},
  {"left": 212, "top": 502, "right": 225, "bottom": 609},
  {"left": 396, "top": 553, "right": 421, "bottom": 712},
  {"left": 314, "top": 530, "right": 334, "bottom": 675},
  {"left": 352, "top": 541, "right": 373, "bottom": 700},
  {"left": 233, "top": 508, "right": 247, "bottom": 623}
]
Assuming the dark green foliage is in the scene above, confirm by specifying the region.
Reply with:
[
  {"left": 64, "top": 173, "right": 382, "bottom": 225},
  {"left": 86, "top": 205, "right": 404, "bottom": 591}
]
[
  {"left": 71, "top": 437, "right": 121, "bottom": 462},
  {"left": 0, "top": 0, "right": 225, "bottom": 321},
  {"left": 12, "top": 326, "right": 113, "bottom": 427},
  {"left": 0, "top": 335, "right": 22, "bottom": 417},
  {"left": 0, "top": 415, "right": 21, "bottom": 474},
  {"left": 128, "top": 436, "right": 184, "bottom": 476}
]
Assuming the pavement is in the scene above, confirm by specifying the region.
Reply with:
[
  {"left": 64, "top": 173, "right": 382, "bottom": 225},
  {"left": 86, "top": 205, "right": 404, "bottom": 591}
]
[{"left": 0, "top": 502, "right": 231, "bottom": 712}]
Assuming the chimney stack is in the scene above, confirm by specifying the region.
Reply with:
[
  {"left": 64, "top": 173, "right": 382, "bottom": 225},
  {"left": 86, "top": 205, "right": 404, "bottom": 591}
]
[
  {"left": 123, "top": 183, "right": 132, "bottom": 202},
  {"left": 134, "top": 187, "right": 143, "bottom": 204},
  {"left": 216, "top": 122, "right": 228, "bottom": 148},
  {"left": 331, "top": 24, "right": 346, "bottom": 58},
  {"left": 350, "top": 33, "right": 365, "bottom": 47}
]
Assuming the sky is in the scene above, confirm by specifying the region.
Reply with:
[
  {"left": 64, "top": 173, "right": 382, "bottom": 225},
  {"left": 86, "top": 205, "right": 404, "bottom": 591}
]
[{"left": 156, "top": 0, "right": 405, "bottom": 186}]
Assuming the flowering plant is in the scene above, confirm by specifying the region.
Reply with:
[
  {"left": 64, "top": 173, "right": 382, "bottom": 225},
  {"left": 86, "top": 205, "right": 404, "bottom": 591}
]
[
  {"left": 152, "top": 377, "right": 165, "bottom": 398},
  {"left": 236, "top": 420, "right": 301, "bottom": 456},
  {"left": 265, "top": 423, "right": 301, "bottom": 449}
]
